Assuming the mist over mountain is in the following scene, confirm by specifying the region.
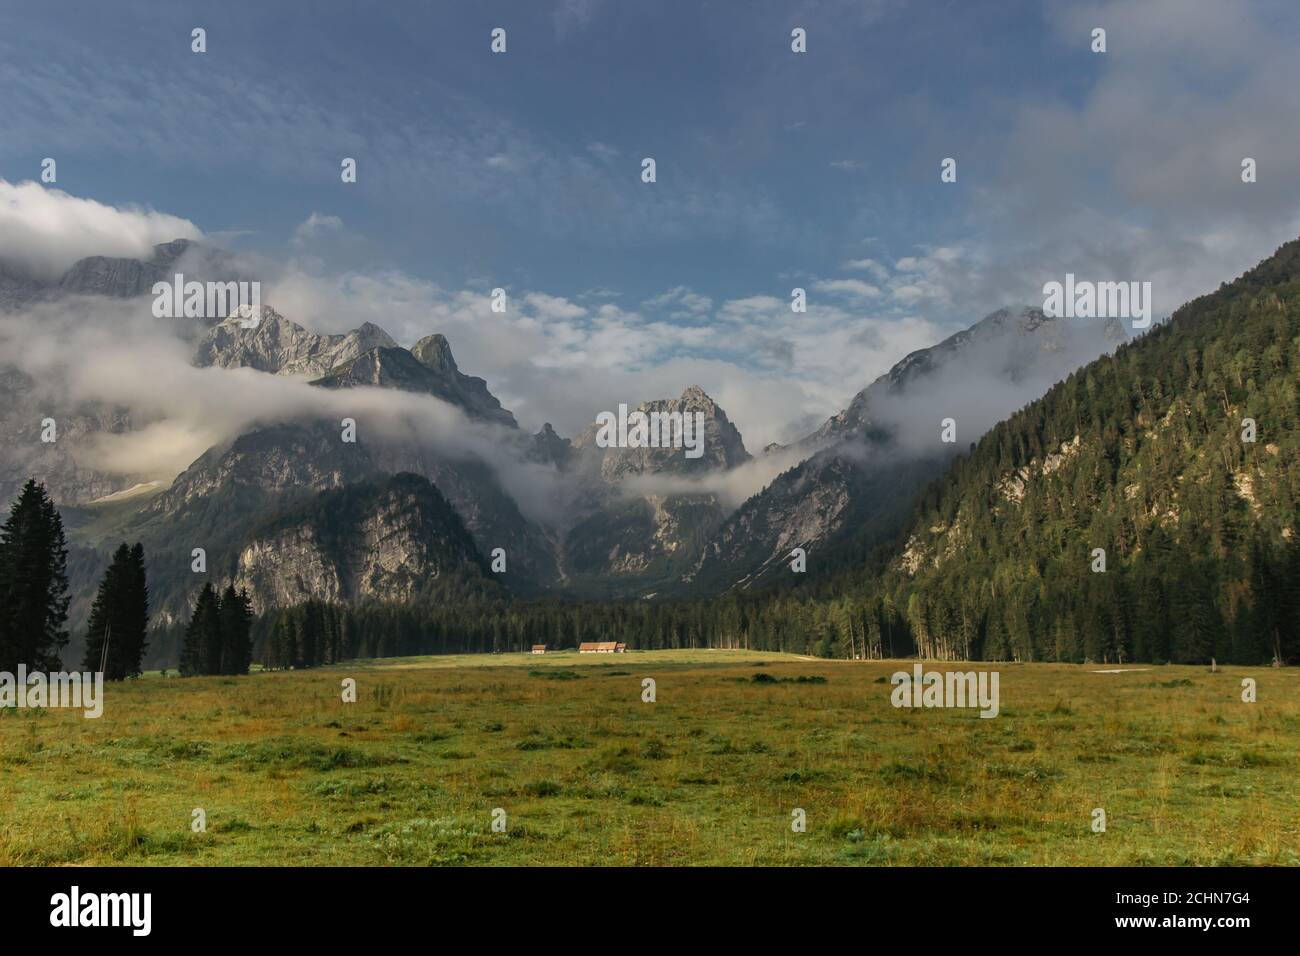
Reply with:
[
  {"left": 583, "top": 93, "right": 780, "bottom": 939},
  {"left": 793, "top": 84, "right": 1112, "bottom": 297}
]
[
  {"left": 0, "top": 228, "right": 1226, "bottom": 668},
  {"left": 0, "top": 235, "right": 238, "bottom": 312},
  {"left": 684, "top": 307, "right": 1129, "bottom": 593},
  {"left": 782, "top": 237, "right": 1300, "bottom": 666}
]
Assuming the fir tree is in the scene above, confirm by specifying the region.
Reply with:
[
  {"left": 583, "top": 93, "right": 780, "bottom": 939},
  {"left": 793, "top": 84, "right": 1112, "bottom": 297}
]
[
  {"left": 180, "top": 584, "right": 221, "bottom": 676},
  {"left": 0, "top": 479, "right": 71, "bottom": 671},
  {"left": 82, "top": 542, "right": 150, "bottom": 679},
  {"left": 218, "top": 585, "right": 254, "bottom": 675}
]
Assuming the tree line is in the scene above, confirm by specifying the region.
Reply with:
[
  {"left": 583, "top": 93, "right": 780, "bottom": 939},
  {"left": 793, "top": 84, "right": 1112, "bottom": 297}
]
[
  {"left": 0, "top": 479, "right": 151, "bottom": 677},
  {"left": 179, "top": 582, "right": 253, "bottom": 676}
]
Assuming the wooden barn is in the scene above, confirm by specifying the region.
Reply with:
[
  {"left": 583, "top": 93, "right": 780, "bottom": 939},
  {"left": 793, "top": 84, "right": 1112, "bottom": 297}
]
[
  {"left": 531, "top": 645, "right": 547, "bottom": 655},
  {"left": 578, "top": 641, "right": 621, "bottom": 653}
]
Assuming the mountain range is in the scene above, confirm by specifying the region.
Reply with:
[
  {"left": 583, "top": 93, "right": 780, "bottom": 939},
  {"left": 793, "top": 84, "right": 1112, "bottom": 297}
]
[{"left": 0, "top": 237, "right": 1176, "bottom": 665}]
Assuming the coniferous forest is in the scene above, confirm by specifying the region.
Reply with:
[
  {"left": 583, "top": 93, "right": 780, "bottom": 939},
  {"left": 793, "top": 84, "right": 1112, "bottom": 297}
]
[
  {"left": 178, "top": 583, "right": 254, "bottom": 676},
  {"left": 242, "top": 239, "right": 1299, "bottom": 669}
]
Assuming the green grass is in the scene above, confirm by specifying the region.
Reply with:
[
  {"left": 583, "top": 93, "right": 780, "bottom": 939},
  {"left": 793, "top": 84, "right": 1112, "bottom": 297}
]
[{"left": 1, "top": 650, "right": 1296, "bottom": 866}]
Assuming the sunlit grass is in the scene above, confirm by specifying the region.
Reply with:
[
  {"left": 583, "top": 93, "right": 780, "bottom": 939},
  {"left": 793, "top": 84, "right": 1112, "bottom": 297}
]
[{"left": 2, "top": 650, "right": 1296, "bottom": 866}]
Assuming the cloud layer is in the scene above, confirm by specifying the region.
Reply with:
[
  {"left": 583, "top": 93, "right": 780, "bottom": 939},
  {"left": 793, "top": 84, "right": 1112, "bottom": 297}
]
[{"left": 0, "top": 180, "right": 201, "bottom": 279}]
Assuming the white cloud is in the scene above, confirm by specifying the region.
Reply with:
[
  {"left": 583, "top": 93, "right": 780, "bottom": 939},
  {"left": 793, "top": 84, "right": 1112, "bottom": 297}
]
[
  {"left": 842, "top": 258, "right": 890, "bottom": 281},
  {"left": 642, "top": 285, "right": 713, "bottom": 318},
  {"left": 252, "top": 257, "right": 948, "bottom": 451},
  {"left": 938, "top": 0, "right": 1300, "bottom": 319},
  {"left": 0, "top": 179, "right": 200, "bottom": 278},
  {"left": 814, "top": 278, "right": 882, "bottom": 300},
  {"left": 523, "top": 292, "right": 587, "bottom": 321},
  {"left": 291, "top": 212, "right": 343, "bottom": 245}
]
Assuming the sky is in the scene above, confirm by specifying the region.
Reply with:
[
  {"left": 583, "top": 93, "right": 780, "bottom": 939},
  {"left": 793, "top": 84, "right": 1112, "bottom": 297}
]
[{"left": 2, "top": 0, "right": 1299, "bottom": 449}]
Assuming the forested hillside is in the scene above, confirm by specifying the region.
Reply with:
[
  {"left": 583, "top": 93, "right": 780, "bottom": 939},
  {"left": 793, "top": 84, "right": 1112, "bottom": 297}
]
[{"left": 842, "top": 239, "right": 1300, "bottom": 665}]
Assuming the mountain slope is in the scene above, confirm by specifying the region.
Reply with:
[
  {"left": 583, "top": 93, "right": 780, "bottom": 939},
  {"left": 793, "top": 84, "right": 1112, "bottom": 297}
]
[
  {"left": 230, "top": 472, "right": 492, "bottom": 613},
  {"left": 686, "top": 307, "right": 1127, "bottom": 593},
  {"left": 118, "top": 412, "right": 558, "bottom": 627},
  {"left": 871, "top": 240, "right": 1300, "bottom": 664}
]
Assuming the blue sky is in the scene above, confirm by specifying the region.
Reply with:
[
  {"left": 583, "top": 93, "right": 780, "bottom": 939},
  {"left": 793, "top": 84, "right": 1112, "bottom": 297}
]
[
  {"left": 2, "top": 0, "right": 1298, "bottom": 445},
  {"left": 0, "top": 0, "right": 1071, "bottom": 296}
]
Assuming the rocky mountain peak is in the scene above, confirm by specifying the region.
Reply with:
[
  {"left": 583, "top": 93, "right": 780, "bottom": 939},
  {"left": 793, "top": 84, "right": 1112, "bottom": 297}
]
[
  {"left": 570, "top": 385, "right": 751, "bottom": 478},
  {"left": 313, "top": 342, "right": 518, "bottom": 428},
  {"left": 193, "top": 307, "right": 397, "bottom": 377},
  {"left": 529, "top": 422, "right": 572, "bottom": 467},
  {"left": 411, "top": 333, "right": 457, "bottom": 373}
]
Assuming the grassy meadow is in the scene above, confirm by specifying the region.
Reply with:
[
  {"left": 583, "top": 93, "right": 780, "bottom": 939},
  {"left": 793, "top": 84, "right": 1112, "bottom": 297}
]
[{"left": 1, "top": 649, "right": 1296, "bottom": 866}]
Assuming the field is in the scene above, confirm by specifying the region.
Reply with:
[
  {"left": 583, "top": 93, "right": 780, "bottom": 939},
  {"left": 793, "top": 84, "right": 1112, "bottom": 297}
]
[{"left": 1, "top": 650, "right": 1297, "bottom": 866}]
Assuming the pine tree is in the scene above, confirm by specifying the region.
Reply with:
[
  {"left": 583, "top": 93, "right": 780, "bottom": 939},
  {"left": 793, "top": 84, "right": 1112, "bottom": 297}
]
[
  {"left": 267, "top": 610, "right": 296, "bottom": 669},
  {"left": 218, "top": 585, "right": 254, "bottom": 675},
  {"left": 82, "top": 542, "right": 150, "bottom": 679},
  {"left": 125, "top": 544, "right": 150, "bottom": 674},
  {"left": 180, "top": 584, "right": 221, "bottom": 676},
  {"left": 0, "top": 479, "right": 71, "bottom": 671}
]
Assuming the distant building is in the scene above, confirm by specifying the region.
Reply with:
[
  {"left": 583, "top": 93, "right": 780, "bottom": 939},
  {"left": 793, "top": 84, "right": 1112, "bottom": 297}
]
[
  {"left": 531, "top": 645, "right": 547, "bottom": 655},
  {"left": 615, "top": 643, "right": 627, "bottom": 653},
  {"left": 579, "top": 641, "right": 619, "bottom": 653}
]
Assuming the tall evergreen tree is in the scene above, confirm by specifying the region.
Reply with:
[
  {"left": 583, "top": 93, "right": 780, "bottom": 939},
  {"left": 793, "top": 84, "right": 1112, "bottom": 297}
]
[
  {"left": 82, "top": 542, "right": 150, "bottom": 679},
  {"left": 179, "top": 583, "right": 221, "bottom": 677},
  {"left": 218, "top": 585, "right": 254, "bottom": 675},
  {"left": 0, "top": 479, "right": 71, "bottom": 671},
  {"left": 125, "top": 543, "right": 150, "bottom": 672}
]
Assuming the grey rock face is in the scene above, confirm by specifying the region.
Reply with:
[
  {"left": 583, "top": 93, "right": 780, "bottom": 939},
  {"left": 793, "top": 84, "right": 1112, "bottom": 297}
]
[
  {"left": 0, "top": 366, "right": 139, "bottom": 507},
  {"left": 313, "top": 337, "right": 518, "bottom": 428},
  {"left": 128, "top": 417, "right": 559, "bottom": 624},
  {"left": 231, "top": 474, "right": 486, "bottom": 614},
  {"left": 529, "top": 423, "right": 572, "bottom": 467},
  {"left": 57, "top": 238, "right": 198, "bottom": 299},
  {"left": 1, "top": 238, "right": 206, "bottom": 310},
  {"left": 570, "top": 385, "right": 751, "bottom": 480},
  {"left": 193, "top": 307, "right": 397, "bottom": 377}
]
